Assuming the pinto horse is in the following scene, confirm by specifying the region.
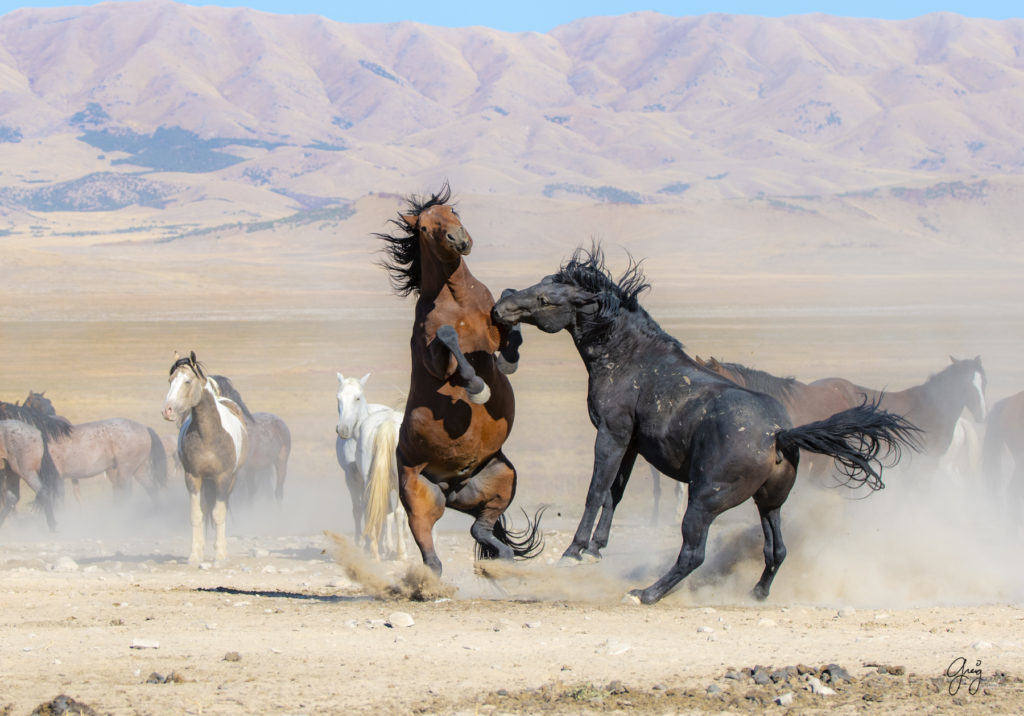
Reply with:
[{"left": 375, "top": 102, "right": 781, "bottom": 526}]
[
  {"left": 493, "top": 245, "right": 920, "bottom": 604},
  {"left": 206, "top": 376, "right": 291, "bottom": 504},
  {"left": 378, "top": 184, "right": 541, "bottom": 575},
  {"left": 162, "top": 352, "right": 248, "bottom": 564}
]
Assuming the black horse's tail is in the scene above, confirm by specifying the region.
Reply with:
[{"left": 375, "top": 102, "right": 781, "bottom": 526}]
[
  {"left": 476, "top": 507, "right": 547, "bottom": 560},
  {"left": 147, "top": 427, "right": 168, "bottom": 488},
  {"left": 776, "top": 398, "right": 921, "bottom": 491}
]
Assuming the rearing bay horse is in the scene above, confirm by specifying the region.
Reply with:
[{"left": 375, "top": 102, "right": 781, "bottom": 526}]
[
  {"left": 378, "top": 184, "right": 541, "bottom": 575},
  {"left": 162, "top": 352, "right": 248, "bottom": 564}
]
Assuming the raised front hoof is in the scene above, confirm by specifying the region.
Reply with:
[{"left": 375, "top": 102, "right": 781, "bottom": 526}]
[
  {"left": 466, "top": 379, "right": 491, "bottom": 405},
  {"left": 496, "top": 355, "right": 519, "bottom": 375}
]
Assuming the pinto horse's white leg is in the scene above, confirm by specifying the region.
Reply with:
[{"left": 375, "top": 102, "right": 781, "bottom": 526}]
[
  {"left": 188, "top": 489, "right": 204, "bottom": 564},
  {"left": 212, "top": 498, "right": 229, "bottom": 563}
]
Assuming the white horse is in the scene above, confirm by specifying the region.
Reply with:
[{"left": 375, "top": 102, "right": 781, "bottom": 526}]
[{"left": 335, "top": 372, "right": 409, "bottom": 560}]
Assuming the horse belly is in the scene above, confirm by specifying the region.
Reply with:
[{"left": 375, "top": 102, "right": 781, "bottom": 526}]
[{"left": 402, "top": 405, "right": 510, "bottom": 478}]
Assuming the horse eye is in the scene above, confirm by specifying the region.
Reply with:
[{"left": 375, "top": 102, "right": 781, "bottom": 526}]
[{"left": 538, "top": 295, "right": 551, "bottom": 306}]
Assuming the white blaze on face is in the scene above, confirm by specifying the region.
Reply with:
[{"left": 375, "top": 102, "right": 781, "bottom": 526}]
[
  {"left": 972, "top": 371, "right": 987, "bottom": 420},
  {"left": 165, "top": 369, "right": 191, "bottom": 421},
  {"left": 336, "top": 378, "right": 362, "bottom": 439},
  {"left": 207, "top": 383, "right": 246, "bottom": 465}
]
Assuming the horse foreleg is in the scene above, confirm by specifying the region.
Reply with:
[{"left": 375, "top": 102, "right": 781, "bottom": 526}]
[
  {"left": 212, "top": 497, "right": 229, "bottom": 563},
  {"left": 496, "top": 293, "right": 523, "bottom": 375},
  {"left": 398, "top": 461, "right": 445, "bottom": 574},
  {"left": 435, "top": 324, "right": 490, "bottom": 404},
  {"left": 186, "top": 476, "right": 204, "bottom": 564},
  {"left": 273, "top": 454, "right": 287, "bottom": 503},
  {"left": 587, "top": 444, "right": 638, "bottom": 558},
  {"left": 0, "top": 468, "right": 18, "bottom": 527},
  {"left": 562, "top": 428, "right": 631, "bottom": 562}
]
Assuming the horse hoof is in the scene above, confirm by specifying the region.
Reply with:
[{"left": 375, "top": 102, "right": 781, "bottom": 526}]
[
  {"left": 580, "top": 551, "right": 601, "bottom": 564},
  {"left": 622, "top": 593, "right": 642, "bottom": 606},
  {"left": 557, "top": 556, "right": 582, "bottom": 568},
  {"left": 496, "top": 355, "right": 518, "bottom": 375},
  {"left": 467, "top": 382, "right": 491, "bottom": 405}
]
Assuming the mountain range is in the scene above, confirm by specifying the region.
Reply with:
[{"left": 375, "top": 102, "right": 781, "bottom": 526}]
[{"left": 1, "top": 1, "right": 1023, "bottom": 232}]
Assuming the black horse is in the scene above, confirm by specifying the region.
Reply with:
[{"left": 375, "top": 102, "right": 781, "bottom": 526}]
[{"left": 492, "top": 245, "right": 920, "bottom": 604}]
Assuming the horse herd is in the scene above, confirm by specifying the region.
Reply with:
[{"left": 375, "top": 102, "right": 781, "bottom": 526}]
[{"left": 2, "top": 184, "right": 1023, "bottom": 604}]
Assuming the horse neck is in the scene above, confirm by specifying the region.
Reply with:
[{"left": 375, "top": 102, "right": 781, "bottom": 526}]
[
  {"left": 188, "top": 384, "right": 227, "bottom": 436},
  {"left": 572, "top": 306, "right": 664, "bottom": 371},
  {"left": 418, "top": 254, "right": 479, "bottom": 303}
]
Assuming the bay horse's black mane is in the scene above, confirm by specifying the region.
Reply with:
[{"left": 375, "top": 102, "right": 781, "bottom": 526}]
[
  {"left": 715, "top": 360, "right": 799, "bottom": 402},
  {"left": 377, "top": 182, "right": 456, "bottom": 296},
  {"left": 554, "top": 244, "right": 651, "bottom": 329}
]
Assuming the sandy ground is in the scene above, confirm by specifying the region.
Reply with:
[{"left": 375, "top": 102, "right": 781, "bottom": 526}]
[{"left": 3, "top": 207, "right": 1024, "bottom": 713}]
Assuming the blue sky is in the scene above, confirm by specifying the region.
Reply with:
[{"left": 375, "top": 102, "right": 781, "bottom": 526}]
[{"left": 0, "top": 1, "right": 1018, "bottom": 30}]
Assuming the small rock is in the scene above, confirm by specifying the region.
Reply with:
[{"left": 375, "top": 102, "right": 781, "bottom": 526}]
[
  {"left": 874, "top": 612, "right": 890, "bottom": 620},
  {"left": 130, "top": 639, "right": 160, "bottom": 650},
  {"left": 706, "top": 684, "right": 722, "bottom": 695},
  {"left": 770, "top": 669, "right": 791, "bottom": 683},
  {"left": 51, "top": 556, "right": 79, "bottom": 573},
  {"left": 752, "top": 668, "right": 771, "bottom": 686},
  {"left": 757, "top": 618, "right": 777, "bottom": 627},
  {"left": 837, "top": 606, "right": 856, "bottom": 618},
  {"left": 600, "top": 638, "right": 631, "bottom": 656},
  {"left": 386, "top": 611, "right": 415, "bottom": 628},
  {"left": 146, "top": 672, "right": 165, "bottom": 684},
  {"left": 807, "top": 676, "right": 836, "bottom": 696},
  {"left": 223, "top": 651, "right": 241, "bottom": 662},
  {"left": 250, "top": 548, "right": 270, "bottom": 558},
  {"left": 524, "top": 622, "right": 542, "bottom": 629},
  {"left": 261, "top": 565, "right": 277, "bottom": 574},
  {"left": 724, "top": 670, "right": 744, "bottom": 681},
  {"left": 606, "top": 680, "right": 628, "bottom": 694},
  {"left": 776, "top": 691, "right": 794, "bottom": 706},
  {"left": 697, "top": 625, "right": 714, "bottom": 633},
  {"left": 972, "top": 640, "right": 993, "bottom": 650},
  {"left": 823, "top": 664, "right": 853, "bottom": 683}
]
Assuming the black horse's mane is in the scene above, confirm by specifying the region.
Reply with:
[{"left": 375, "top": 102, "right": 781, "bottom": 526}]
[
  {"left": 553, "top": 244, "right": 651, "bottom": 328},
  {"left": 376, "top": 182, "right": 455, "bottom": 296},
  {"left": 715, "top": 360, "right": 798, "bottom": 402}
]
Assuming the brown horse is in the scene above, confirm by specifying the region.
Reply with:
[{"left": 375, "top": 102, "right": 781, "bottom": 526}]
[
  {"left": 984, "top": 390, "right": 1024, "bottom": 489},
  {"left": 378, "top": 184, "right": 542, "bottom": 575},
  {"left": 207, "top": 376, "right": 291, "bottom": 504},
  {"left": 162, "top": 352, "right": 248, "bottom": 564},
  {"left": 813, "top": 357, "right": 987, "bottom": 461},
  {"left": 695, "top": 357, "right": 873, "bottom": 476},
  {"left": 23, "top": 392, "right": 167, "bottom": 503}
]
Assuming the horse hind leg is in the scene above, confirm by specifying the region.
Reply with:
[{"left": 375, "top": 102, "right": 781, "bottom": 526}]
[
  {"left": 751, "top": 504, "right": 787, "bottom": 600},
  {"left": 630, "top": 501, "right": 715, "bottom": 605},
  {"left": 399, "top": 461, "right": 446, "bottom": 574}
]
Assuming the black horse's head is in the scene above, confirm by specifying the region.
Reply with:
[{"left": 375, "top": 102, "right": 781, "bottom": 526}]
[{"left": 492, "top": 244, "right": 649, "bottom": 335}]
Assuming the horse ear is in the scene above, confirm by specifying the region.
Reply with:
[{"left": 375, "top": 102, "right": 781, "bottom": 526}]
[
  {"left": 190, "top": 350, "right": 198, "bottom": 364},
  {"left": 401, "top": 213, "right": 419, "bottom": 230},
  {"left": 359, "top": 373, "right": 371, "bottom": 386},
  {"left": 974, "top": 354, "right": 981, "bottom": 363},
  {"left": 337, "top": 372, "right": 344, "bottom": 383},
  {"left": 173, "top": 350, "right": 181, "bottom": 361}
]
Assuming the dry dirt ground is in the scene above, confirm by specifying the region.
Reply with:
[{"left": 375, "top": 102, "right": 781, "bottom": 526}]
[{"left": 3, "top": 207, "right": 1024, "bottom": 714}]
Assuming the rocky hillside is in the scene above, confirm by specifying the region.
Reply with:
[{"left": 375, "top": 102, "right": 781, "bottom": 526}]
[{"left": 0, "top": 1, "right": 1022, "bottom": 230}]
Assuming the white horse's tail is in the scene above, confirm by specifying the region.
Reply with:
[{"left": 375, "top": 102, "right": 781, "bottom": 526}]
[{"left": 362, "top": 419, "right": 398, "bottom": 550}]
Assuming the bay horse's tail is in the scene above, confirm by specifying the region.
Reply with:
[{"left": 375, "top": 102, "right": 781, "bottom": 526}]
[
  {"left": 476, "top": 507, "right": 547, "bottom": 560},
  {"left": 147, "top": 427, "right": 168, "bottom": 488},
  {"left": 775, "top": 398, "right": 921, "bottom": 490},
  {"left": 363, "top": 418, "right": 398, "bottom": 548}
]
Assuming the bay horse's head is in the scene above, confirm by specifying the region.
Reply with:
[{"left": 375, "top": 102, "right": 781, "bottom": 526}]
[
  {"left": 378, "top": 183, "right": 471, "bottom": 295},
  {"left": 336, "top": 372, "right": 371, "bottom": 440},
  {"left": 163, "top": 350, "right": 206, "bottom": 425}
]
